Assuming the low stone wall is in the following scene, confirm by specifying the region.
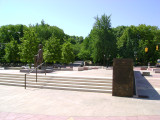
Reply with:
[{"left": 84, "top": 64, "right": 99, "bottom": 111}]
[
  {"left": 73, "top": 66, "right": 102, "bottom": 71},
  {"left": 54, "top": 68, "right": 73, "bottom": 71},
  {"left": 4, "top": 67, "right": 22, "bottom": 70},
  {"left": 83, "top": 66, "right": 88, "bottom": 70},
  {"left": 140, "top": 67, "right": 147, "bottom": 70},
  {"left": 78, "top": 67, "right": 84, "bottom": 71},
  {"left": 154, "top": 69, "right": 160, "bottom": 73},
  {"left": 91, "top": 66, "right": 99, "bottom": 69},
  {"left": 20, "top": 69, "right": 53, "bottom": 73}
]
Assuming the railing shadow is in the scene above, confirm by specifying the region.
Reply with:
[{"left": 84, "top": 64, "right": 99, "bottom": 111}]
[{"left": 134, "top": 71, "right": 160, "bottom": 100}]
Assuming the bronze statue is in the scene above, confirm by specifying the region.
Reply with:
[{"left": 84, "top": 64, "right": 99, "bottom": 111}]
[{"left": 34, "top": 44, "right": 43, "bottom": 69}]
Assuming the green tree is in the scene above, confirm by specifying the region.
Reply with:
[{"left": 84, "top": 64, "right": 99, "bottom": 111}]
[
  {"left": 62, "top": 41, "right": 75, "bottom": 64},
  {"left": 70, "top": 36, "right": 84, "bottom": 44},
  {"left": 4, "top": 37, "right": 20, "bottom": 62},
  {"left": 19, "top": 29, "right": 39, "bottom": 67},
  {"left": 0, "top": 24, "right": 27, "bottom": 44},
  {"left": 68, "top": 36, "right": 84, "bottom": 60},
  {"left": 0, "top": 43, "right": 6, "bottom": 62},
  {"left": 43, "top": 35, "right": 62, "bottom": 63},
  {"left": 90, "top": 14, "right": 116, "bottom": 64},
  {"left": 34, "top": 20, "right": 65, "bottom": 45},
  {"left": 0, "top": 24, "right": 27, "bottom": 63},
  {"left": 72, "top": 43, "right": 81, "bottom": 60},
  {"left": 117, "top": 26, "right": 138, "bottom": 58},
  {"left": 137, "top": 24, "right": 160, "bottom": 64},
  {"left": 78, "top": 36, "right": 92, "bottom": 60},
  {"left": 116, "top": 24, "right": 160, "bottom": 65}
]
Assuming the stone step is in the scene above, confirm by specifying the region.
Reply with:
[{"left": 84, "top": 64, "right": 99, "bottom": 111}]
[
  {"left": 31, "top": 82, "right": 112, "bottom": 89},
  {"left": 0, "top": 79, "right": 112, "bottom": 89},
  {"left": 0, "top": 76, "right": 111, "bottom": 83},
  {"left": 0, "top": 73, "right": 111, "bottom": 80},
  {"left": 0, "top": 73, "right": 113, "bottom": 93},
  {"left": 0, "top": 75, "right": 112, "bottom": 83},
  {"left": 0, "top": 79, "right": 112, "bottom": 86},
  {"left": 33, "top": 78, "right": 112, "bottom": 83},
  {"left": 0, "top": 83, "right": 112, "bottom": 93},
  {"left": 37, "top": 85, "right": 112, "bottom": 93}
]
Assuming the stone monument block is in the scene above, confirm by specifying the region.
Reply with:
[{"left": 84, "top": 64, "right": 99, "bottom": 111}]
[
  {"left": 113, "top": 58, "right": 134, "bottom": 97},
  {"left": 142, "top": 72, "right": 150, "bottom": 76}
]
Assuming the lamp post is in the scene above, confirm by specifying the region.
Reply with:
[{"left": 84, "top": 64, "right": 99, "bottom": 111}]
[
  {"left": 103, "top": 54, "right": 105, "bottom": 68},
  {"left": 134, "top": 51, "right": 137, "bottom": 66},
  {"left": 106, "top": 55, "right": 111, "bottom": 68}
]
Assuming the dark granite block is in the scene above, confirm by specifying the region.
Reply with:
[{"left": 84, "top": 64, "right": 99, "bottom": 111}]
[{"left": 113, "top": 58, "right": 134, "bottom": 97}]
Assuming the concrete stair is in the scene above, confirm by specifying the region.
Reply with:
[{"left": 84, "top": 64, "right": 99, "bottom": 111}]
[{"left": 0, "top": 73, "right": 112, "bottom": 93}]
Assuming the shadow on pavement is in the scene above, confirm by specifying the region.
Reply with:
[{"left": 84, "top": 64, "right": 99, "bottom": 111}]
[{"left": 134, "top": 71, "right": 160, "bottom": 100}]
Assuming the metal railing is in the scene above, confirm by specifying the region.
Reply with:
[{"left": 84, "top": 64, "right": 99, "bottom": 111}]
[{"left": 24, "top": 62, "right": 46, "bottom": 89}]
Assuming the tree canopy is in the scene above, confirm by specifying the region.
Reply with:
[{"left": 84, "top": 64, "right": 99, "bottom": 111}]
[
  {"left": 43, "top": 35, "right": 62, "bottom": 63},
  {"left": 0, "top": 18, "right": 160, "bottom": 66},
  {"left": 19, "top": 28, "right": 40, "bottom": 66}
]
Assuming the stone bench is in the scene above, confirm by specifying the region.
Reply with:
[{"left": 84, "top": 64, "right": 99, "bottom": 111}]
[
  {"left": 154, "top": 70, "right": 160, "bottom": 73},
  {"left": 91, "top": 67, "right": 99, "bottom": 69},
  {"left": 140, "top": 67, "right": 147, "bottom": 70},
  {"left": 78, "top": 67, "right": 84, "bottom": 71},
  {"left": 88, "top": 67, "right": 92, "bottom": 70},
  {"left": 142, "top": 72, "right": 150, "bottom": 76},
  {"left": 83, "top": 66, "right": 88, "bottom": 70},
  {"left": 0, "top": 67, "right": 4, "bottom": 70},
  {"left": 60, "top": 68, "right": 73, "bottom": 71}
]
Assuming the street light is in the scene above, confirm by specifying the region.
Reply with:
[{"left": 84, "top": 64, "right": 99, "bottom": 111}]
[
  {"left": 106, "top": 54, "right": 111, "bottom": 68},
  {"left": 103, "top": 54, "right": 105, "bottom": 67},
  {"left": 134, "top": 51, "right": 137, "bottom": 66}
]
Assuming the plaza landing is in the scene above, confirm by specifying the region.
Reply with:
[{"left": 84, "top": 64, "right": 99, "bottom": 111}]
[{"left": 0, "top": 67, "right": 160, "bottom": 120}]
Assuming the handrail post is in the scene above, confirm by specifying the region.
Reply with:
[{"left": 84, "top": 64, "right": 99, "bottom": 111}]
[
  {"left": 27, "top": 62, "right": 45, "bottom": 83},
  {"left": 25, "top": 74, "right": 26, "bottom": 89},
  {"left": 36, "top": 68, "right": 37, "bottom": 82}
]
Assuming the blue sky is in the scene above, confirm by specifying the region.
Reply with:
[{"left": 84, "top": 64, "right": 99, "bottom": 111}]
[{"left": 0, "top": 0, "right": 160, "bottom": 38}]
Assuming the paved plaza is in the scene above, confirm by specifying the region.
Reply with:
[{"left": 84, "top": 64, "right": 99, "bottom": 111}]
[{"left": 0, "top": 67, "right": 160, "bottom": 119}]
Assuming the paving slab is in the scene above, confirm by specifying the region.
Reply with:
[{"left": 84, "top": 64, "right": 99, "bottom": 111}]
[
  {"left": 0, "top": 83, "right": 160, "bottom": 117},
  {"left": 0, "top": 67, "right": 160, "bottom": 119}
]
